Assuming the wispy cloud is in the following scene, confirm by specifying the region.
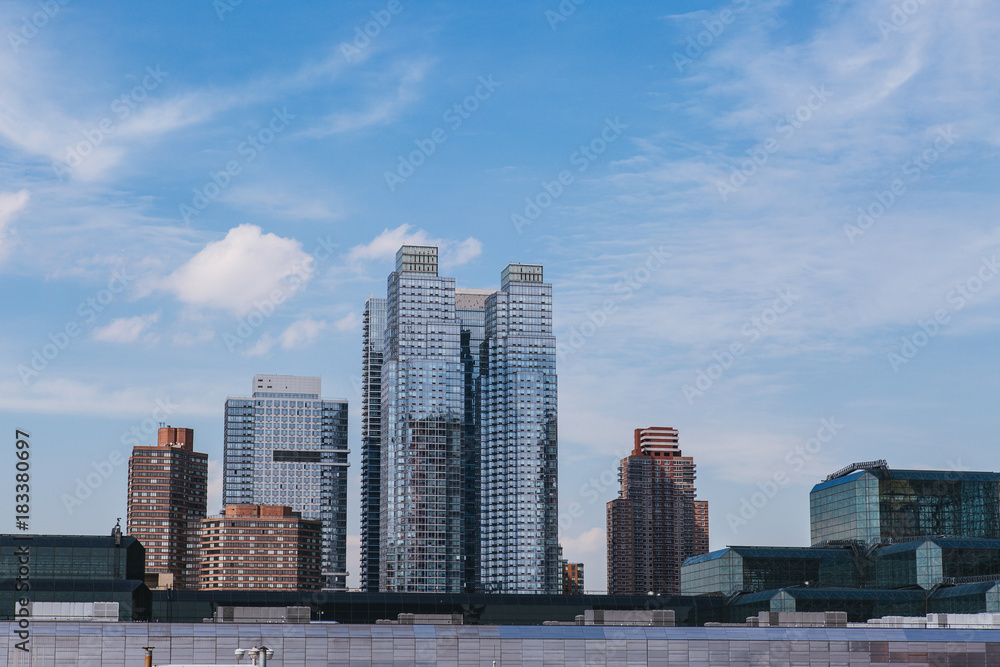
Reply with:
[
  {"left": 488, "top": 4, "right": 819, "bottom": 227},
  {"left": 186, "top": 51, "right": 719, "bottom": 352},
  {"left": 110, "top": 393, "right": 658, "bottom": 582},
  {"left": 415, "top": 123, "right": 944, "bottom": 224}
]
[
  {"left": 0, "top": 189, "right": 29, "bottom": 263},
  {"left": 347, "top": 224, "right": 482, "bottom": 270},
  {"left": 92, "top": 312, "right": 161, "bottom": 345},
  {"left": 244, "top": 317, "right": 329, "bottom": 357},
  {"left": 303, "top": 59, "right": 431, "bottom": 137}
]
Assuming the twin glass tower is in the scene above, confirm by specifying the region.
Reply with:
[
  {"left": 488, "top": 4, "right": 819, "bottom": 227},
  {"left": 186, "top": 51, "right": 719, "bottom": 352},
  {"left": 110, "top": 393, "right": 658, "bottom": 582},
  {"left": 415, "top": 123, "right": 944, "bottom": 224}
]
[{"left": 362, "top": 246, "right": 559, "bottom": 593}]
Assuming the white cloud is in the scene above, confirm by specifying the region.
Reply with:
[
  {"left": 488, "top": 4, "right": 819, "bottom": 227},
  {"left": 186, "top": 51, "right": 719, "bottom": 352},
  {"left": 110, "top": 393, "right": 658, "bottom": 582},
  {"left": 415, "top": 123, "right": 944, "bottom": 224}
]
[
  {"left": 0, "top": 189, "right": 29, "bottom": 262},
  {"left": 559, "top": 526, "right": 605, "bottom": 555},
  {"left": 162, "top": 225, "right": 312, "bottom": 316},
  {"left": 335, "top": 312, "right": 361, "bottom": 332},
  {"left": 347, "top": 224, "right": 482, "bottom": 269},
  {"left": 92, "top": 313, "right": 160, "bottom": 344},
  {"left": 244, "top": 334, "right": 276, "bottom": 358},
  {"left": 242, "top": 318, "right": 328, "bottom": 357},
  {"left": 279, "top": 317, "right": 328, "bottom": 349}
]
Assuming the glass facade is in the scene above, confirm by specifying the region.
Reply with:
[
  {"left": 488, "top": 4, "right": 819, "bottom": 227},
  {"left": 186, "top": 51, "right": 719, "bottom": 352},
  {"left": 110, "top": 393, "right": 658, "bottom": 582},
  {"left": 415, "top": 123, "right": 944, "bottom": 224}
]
[
  {"left": 682, "top": 546, "right": 860, "bottom": 596},
  {"left": 374, "top": 248, "right": 559, "bottom": 593},
  {"left": 0, "top": 534, "right": 150, "bottom": 621},
  {"left": 457, "top": 289, "right": 491, "bottom": 593},
  {"left": 360, "top": 297, "right": 387, "bottom": 592},
  {"left": 811, "top": 467, "right": 1000, "bottom": 546},
  {"left": 380, "top": 247, "right": 465, "bottom": 592},
  {"left": 223, "top": 375, "right": 349, "bottom": 589},
  {"left": 874, "top": 538, "right": 1000, "bottom": 590},
  {"left": 810, "top": 470, "right": 881, "bottom": 545},
  {"left": 481, "top": 266, "right": 559, "bottom": 594}
]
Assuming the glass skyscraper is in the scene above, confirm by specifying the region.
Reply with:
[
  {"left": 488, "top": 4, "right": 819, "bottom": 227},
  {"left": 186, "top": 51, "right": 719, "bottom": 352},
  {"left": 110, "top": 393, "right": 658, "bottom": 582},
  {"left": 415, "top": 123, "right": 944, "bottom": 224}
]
[
  {"left": 480, "top": 263, "right": 560, "bottom": 593},
  {"left": 370, "top": 246, "right": 559, "bottom": 593},
  {"left": 223, "top": 375, "right": 349, "bottom": 590},
  {"left": 360, "top": 297, "right": 386, "bottom": 592},
  {"left": 380, "top": 247, "right": 465, "bottom": 592}
]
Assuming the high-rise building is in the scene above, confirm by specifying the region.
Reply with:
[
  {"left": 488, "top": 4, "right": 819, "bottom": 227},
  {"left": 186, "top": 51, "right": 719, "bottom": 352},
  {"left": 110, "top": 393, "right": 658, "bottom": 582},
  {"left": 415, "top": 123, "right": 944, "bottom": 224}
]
[
  {"left": 456, "top": 287, "right": 494, "bottom": 594},
  {"left": 480, "top": 264, "right": 559, "bottom": 593},
  {"left": 360, "top": 296, "right": 387, "bottom": 592},
  {"left": 607, "top": 427, "right": 709, "bottom": 596},
  {"left": 372, "top": 246, "right": 559, "bottom": 593},
  {"left": 380, "top": 246, "right": 465, "bottom": 592},
  {"left": 810, "top": 460, "right": 1000, "bottom": 546},
  {"left": 223, "top": 375, "right": 349, "bottom": 590},
  {"left": 126, "top": 426, "right": 208, "bottom": 589},
  {"left": 562, "top": 562, "right": 585, "bottom": 595},
  {"left": 197, "top": 505, "right": 322, "bottom": 590}
]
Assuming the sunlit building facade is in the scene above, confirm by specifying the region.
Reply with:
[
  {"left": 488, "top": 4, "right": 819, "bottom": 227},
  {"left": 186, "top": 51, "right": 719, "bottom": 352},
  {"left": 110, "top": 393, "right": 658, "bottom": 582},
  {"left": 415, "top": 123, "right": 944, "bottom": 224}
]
[
  {"left": 223, "top": 375, "right": 349, "bottom": 590},
  {"left": 480, "top": 264, "right": 560, "bottom": 593},
  {"left": 374, "top": 246, "right": 559, "bottom": 593},
  {"left": 607, "top": 427, "right": 709, "bottom": 596},
  {"left": 127, "top": 426, "right": 208, "bottom": 590},
  {"left": 380, "top": 247, "right": 465, "bottom": 592}
]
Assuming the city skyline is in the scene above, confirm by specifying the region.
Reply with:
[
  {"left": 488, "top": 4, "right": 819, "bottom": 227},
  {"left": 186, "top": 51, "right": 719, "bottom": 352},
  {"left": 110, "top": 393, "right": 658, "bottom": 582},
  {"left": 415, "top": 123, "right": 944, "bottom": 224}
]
[{"left": 3, "top": 1, "right": 1000, "bottom": 593}]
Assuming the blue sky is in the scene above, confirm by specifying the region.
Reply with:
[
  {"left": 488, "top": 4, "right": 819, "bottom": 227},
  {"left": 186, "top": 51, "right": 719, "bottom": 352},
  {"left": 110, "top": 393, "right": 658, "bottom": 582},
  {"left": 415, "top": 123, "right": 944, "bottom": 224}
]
[{"left": 2, "top": 0, "right": 999, "bottom": 592}]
